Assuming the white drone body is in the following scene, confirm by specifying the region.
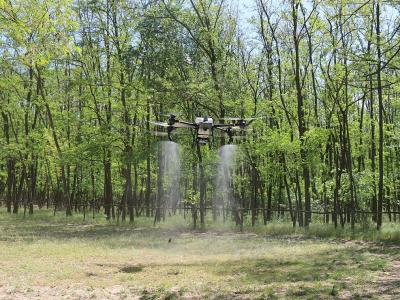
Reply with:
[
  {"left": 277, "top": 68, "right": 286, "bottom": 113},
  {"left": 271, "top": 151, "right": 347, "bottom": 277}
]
[{"left": 195, "top": 117, "right": 213, "bottom": 143}]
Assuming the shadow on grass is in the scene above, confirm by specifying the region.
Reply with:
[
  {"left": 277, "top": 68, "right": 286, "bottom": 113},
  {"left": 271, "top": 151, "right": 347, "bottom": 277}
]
[
  {"left": 127, "top": 247, "right": 392, "bottom": 298},
  {"left": 76, "top": 246, "right": 391, "bottom": 298},
  {"left": 372, "top": 280, "right": 400, "bottom": 298},
  {"left": 2, "top": 210, "right": 400, "bottom": 249},
  {"left": 0, "top": 222, "right": 182, "bottom": 242},
  {"left": 217, "top": 250, "right": 384, "bottom": 280}
]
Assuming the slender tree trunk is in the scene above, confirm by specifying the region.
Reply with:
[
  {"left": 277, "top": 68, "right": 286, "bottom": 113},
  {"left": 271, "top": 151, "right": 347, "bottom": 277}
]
[
  {"left": 2, "top": 112, "right": 13, "bottom": 213},
  {"left": 376, "top": 2, "right": 384, "bottom": 230},
  {"left": 292, "top": 0, "right": 310, "bottom": 226}
]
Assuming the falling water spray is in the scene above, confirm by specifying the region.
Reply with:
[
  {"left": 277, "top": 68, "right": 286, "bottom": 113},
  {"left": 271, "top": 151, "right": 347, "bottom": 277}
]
[
  {"left": 215, "top": 144, "right": 237, "bottom": 214},
  {"left": 158, "top": 141, "right": 181, "bottom": 216}
]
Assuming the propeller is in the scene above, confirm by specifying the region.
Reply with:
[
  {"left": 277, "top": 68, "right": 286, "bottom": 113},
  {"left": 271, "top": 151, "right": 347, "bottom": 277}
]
[
  {"left": 214, "top": 124, "right": 249, "bottom": 130},
  {"left": 172, "top": 122, "right": 196, "bottom": 129},
  {"left": 149, "top": 121, "right": 170, "bottom": 127},
  {"left": 149, "top": 120, "right": 195, "bottom": 129}
]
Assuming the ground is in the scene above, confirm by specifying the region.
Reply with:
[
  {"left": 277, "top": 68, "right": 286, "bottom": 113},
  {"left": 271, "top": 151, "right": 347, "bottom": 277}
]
[{"left": 0, "top": 211, "right": 399, "bottom": 299}]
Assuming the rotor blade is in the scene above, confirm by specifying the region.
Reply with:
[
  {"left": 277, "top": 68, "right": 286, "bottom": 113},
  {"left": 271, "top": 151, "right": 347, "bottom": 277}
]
[
  {"left": 149, "top": 121, "right": 170, "bottom": 127},
  {"left": 219, "top": 117, "right": 241, "bottom": 121},
  {"left": 147, "top": 130, "right": 192, "bottom": 137},
  {"left": 213, "top": 124, "right": 236, "bottom": 128},
  {"left": 213, "top": 124, "right": 246, "bottom": 130},
  {"left": 149, "top": 120, "right": 196, "bottom": 129},
  {"left": 219, "top": 117, "right": 261, "bottom": 121},
  {"left": 173, "top": 121, "right": 196, "bottom": 128},
  {"left": 234, "top": 127, "right": 256, "bottom": 132}
]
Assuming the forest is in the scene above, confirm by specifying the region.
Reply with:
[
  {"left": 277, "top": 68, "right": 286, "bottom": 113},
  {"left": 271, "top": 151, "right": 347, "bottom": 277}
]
[
  {"left": 3, "top": 0, "right": 400, "bottom": 299},
  {"left": 1, "top": 0, "right": 400, "bottom": 230}
]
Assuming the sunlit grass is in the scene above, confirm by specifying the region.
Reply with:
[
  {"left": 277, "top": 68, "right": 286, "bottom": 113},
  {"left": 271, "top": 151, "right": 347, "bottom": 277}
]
[{"left": 0, "top": 208, "right": 399, "bottom": 298}]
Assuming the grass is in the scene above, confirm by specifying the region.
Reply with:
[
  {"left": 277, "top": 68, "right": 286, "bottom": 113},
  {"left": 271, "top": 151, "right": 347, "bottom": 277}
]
[{"left": 0, "top": 209, "right": 399, "bottom": 299}]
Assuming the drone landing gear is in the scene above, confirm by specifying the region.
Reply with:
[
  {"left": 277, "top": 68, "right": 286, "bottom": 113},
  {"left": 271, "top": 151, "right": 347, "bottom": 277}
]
[
  {"left": 167, "top": 126, "right": 173, "bottom": 141},
  {"left": 226, "top": 127, "right": 234, "bottom": 144}
]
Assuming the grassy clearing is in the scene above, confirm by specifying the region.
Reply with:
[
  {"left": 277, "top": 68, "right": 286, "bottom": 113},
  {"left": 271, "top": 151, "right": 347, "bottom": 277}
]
[
  {"left": 7, "top": 208, "right": 400, "bottom": 242},
  {"left": 0, "top": 209, "right": 399, "bottom": 299}
]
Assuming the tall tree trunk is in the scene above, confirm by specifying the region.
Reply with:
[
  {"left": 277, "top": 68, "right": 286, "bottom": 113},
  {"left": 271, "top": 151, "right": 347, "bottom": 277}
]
[
  {"left": 37, "top": 67, "right": 70, "bottom": 216},
  {"left": 376, "top": 2, "right": 384, "bottom": 230},
  {"left": 2, "top": 112, "right": 13, "bottom": 213},
  {"left": 292, "top": 0, "right": 311, "bottom": 227},
  {"left": 145, "top": 100, "right": 151, "bottom": 217}
]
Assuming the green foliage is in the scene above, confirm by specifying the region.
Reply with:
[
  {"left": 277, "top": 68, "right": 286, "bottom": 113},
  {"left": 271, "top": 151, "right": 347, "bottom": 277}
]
[{"left": 0, "top": 0, "right": 399, "bottom": 229}]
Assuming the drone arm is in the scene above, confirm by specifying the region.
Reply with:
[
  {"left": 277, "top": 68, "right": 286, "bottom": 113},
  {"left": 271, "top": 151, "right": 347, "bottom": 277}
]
[
  {"left": 213, "top": 124, "right": 236, "bottom": 129},
  {"left": 175, "top": 121, "right": 197, "bottom": 128},
  {"left": 213, "top": 125, "right": 226, "bottom": 131}
]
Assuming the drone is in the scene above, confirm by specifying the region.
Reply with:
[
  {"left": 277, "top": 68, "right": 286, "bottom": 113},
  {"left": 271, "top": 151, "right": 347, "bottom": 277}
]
[{"left": 150, "top": 114, "right": 258, "bottom": 145}]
